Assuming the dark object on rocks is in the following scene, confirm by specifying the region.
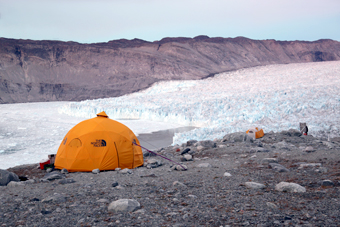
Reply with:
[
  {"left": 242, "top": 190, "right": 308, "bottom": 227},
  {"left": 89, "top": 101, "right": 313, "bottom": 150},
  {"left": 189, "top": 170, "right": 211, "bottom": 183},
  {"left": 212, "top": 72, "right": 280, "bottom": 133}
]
[
  {"left": 140, "top": 174, "right": 157, "bottom": 178},
  {"left": 181, "top": 148, "right": 191, "bottom": 155},
  {"left": 0, "top": 169, "right": 20, "bottom": 186},
  {"left": 41, "top": 209, "right": 52, "bottom": 215},
  {"left": 19, "top": 176, "right": 28, "bottom": 181},
  {"left": 112, "top": 182, "right": 119, "bottom": 187}
]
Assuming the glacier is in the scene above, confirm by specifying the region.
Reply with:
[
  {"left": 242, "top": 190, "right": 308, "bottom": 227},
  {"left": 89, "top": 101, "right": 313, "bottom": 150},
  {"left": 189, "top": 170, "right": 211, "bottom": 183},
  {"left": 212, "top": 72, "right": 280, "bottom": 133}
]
[{"left": 59, "top": 61, "right": 340, "bottom": 145}]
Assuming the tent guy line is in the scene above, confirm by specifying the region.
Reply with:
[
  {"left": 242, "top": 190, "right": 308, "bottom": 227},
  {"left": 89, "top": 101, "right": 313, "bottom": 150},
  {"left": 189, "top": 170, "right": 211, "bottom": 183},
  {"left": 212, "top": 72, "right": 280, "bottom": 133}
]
[{"left": 133, "top": 142, "right": 187, "bottom": 171}]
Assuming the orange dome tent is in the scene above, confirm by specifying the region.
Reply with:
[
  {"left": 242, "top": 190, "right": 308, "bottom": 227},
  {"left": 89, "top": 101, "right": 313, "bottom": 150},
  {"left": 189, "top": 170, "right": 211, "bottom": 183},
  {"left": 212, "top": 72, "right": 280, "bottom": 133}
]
[
  {"left": 54, "top": 111, "right": 144, "bottom": 172},
  {"left": 246, "top": 127, "right": 264, "bottom": 139}
]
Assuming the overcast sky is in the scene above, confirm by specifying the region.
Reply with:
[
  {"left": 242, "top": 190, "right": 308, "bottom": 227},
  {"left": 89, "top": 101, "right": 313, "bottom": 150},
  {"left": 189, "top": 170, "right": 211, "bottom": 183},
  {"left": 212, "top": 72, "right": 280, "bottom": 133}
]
[{"left": 0, "top": 0, "right": 339, "bottom": 43}]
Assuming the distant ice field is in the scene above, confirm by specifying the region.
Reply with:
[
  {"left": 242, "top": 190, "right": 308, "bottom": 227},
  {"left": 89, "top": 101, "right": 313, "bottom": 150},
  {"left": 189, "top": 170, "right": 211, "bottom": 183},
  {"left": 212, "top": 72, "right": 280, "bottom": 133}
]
[{"left": 60, "top": 61, "right": 340, "bottom": 144}]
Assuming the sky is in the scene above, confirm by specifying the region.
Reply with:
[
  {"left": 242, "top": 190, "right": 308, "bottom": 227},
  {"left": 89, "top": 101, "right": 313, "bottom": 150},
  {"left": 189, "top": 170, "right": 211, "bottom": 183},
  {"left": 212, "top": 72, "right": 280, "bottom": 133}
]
[{"left": 0, "top": 0, "right": 339, "bottom": 43}]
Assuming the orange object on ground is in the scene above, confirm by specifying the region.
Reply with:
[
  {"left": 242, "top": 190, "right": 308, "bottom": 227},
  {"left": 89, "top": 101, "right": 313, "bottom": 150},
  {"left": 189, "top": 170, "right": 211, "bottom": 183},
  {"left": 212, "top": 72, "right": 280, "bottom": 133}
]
[
  {"left": 246, "top": 127, "right": 265, "bottom": 139},
  {"left": 54, "top": 111, "right": 144, "bottom": 172}
]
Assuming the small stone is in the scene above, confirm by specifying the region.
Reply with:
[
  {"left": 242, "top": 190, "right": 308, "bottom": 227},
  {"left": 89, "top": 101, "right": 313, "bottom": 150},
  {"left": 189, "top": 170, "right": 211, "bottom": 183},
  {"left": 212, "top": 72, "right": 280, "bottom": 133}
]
[
  {"left": 321, "top": 180, "right": 334, "bottom": 186},
  {"left": 120, "top": 168, "right": 132, "bottom": 174},
  {"left": 171, "top": 164, "right": 187, "bottom": 171},
  {"left": 197, "top": 163, "right": 212, "bottom": 168},
  {"left": 322, "top": 141, "right": 334, "bottom": 149},
  {"left": 42, "top": 193, "right": 67, "bottom": 203},
  {"left": 92, "top": 169, "right": 100, "bottom": 174},
  {"left": 6, "top": 181, "right": 25, "bottom": 187},
  {"left": 112, "top": 182, "right": 119, "bottom": 187},
  {"left": 245, "top": 182, "right": 266, "bottom": 189},
  {"left": 269, "top": 163, "right": 290, "bottom": 172},
  {"left": 315, "top": 167, "right": 328, "bottom": 173},
  {"left": 40, "top": 172, "right": 65, "bottom": 181},
  {"left": 183, "top": 154, "right": 193, "bottom": 161},
  {"left": 261, "top": 158, "right": 278, "bottom": 164},
  {"left": 97, "top": 199, "right": 109, "bottom": 203},
  {"left": 188, "top": 194, "right": 197, "bottom": 199},
  {"left": 108, "top": 199, "right": 140, "bottom": 212},
  {"left": 305, "top": 146, "right": 315, "bottom": 152},
  {"left": 173, "top": 181, "right": 187, "bottom": 188},
  {"left": 240, "top": 154, "right": 248, "bottom": 158},
  {"left": 266, "top": 202, "right": 278, "bottom": 209},
  {"left": 196, "top": 145, "right": 205, "bottom": 152},
  {"left": 275, "top": 182, "right": 306, "bottom": 193},
  {"left": 223, "top": 172, "right": 232, "bottom": 177},
  {"left": 115, "top": 168, "right": 121, "bottom": 171},
  {"left": 61, "top": 168, "right": 69, "bottom": 174},
  {"left": 298, "top": 163, "right": 322, "bottom": 169}
]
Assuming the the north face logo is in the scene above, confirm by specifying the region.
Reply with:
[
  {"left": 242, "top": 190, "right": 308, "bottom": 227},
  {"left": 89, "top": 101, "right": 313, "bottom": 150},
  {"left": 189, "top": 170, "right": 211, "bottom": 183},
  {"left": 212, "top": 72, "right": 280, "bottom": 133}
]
[{"left": 91, "top": 140, "right": 106, "bottom": 147}]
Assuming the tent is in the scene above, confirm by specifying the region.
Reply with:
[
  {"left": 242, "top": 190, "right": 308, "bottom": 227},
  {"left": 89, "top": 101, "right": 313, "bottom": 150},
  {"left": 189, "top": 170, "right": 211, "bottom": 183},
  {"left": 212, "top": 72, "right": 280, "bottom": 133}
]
[
  {"left": 54, "top": 111, "right": 144, "bottom": 172},
  {"left": 246, "top": 127, "right": 264, "bottom": 139}
]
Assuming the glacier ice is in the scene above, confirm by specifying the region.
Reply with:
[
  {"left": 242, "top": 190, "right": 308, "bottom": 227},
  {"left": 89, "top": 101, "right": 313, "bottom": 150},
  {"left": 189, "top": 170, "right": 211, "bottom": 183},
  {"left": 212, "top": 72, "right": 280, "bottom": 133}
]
[{"left": 59, "top": 61, "right": 340, "bottom": 145}]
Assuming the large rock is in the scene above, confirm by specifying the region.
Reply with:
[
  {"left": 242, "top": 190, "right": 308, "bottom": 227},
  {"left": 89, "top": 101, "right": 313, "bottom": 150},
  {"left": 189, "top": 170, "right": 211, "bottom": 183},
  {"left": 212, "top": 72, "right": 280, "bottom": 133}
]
[
  {"left": 0, "top": 169, "right": 20, "bottom": 186},
  {"left": 108, "top": 199, "right": 141, "bottom": 212},
  {"left": 275, "top": 182, "right": 306, "bottom": 193}
]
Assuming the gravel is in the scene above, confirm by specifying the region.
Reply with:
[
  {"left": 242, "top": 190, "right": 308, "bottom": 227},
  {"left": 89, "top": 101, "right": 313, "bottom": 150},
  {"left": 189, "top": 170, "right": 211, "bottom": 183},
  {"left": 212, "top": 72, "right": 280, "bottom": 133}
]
[{"left": 2, "top": 130, "right": 340, "bottom": 226}]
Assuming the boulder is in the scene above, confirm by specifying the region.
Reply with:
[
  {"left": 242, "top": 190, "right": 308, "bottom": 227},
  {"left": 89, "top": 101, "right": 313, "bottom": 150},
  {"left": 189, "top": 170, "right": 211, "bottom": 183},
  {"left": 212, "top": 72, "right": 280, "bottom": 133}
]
[
  {"left": 108, "top": 199, "right": 140, "bottom": 212},
  {"left": 275, "top": 182, "right": 306, "bottom": 193},
  {"left": 0, "top": 169, "right": 20, "bottom": 186}
]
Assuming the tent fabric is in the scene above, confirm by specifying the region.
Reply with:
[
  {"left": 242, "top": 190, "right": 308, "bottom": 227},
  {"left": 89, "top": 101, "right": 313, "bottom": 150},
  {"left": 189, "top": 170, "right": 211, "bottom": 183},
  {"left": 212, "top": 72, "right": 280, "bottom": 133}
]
[
  {"left": 54, "top": 112, "right": 143, "bottom": 172},
  {"left": 246, "top": 127, "right": 264, "bottom": 139}
]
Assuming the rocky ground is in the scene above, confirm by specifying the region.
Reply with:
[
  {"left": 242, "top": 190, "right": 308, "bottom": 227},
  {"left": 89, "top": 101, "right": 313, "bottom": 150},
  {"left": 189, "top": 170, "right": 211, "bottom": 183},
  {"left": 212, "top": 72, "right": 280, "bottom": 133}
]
[{"left": 2, "top": 130, "right": 340, "bottom": 227}]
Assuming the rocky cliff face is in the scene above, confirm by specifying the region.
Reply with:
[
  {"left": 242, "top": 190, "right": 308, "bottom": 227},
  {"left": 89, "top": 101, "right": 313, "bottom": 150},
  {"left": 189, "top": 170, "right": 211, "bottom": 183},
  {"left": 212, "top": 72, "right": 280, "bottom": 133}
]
[{"left": 1, "top": 36, "right": 340, "bottom": 103}]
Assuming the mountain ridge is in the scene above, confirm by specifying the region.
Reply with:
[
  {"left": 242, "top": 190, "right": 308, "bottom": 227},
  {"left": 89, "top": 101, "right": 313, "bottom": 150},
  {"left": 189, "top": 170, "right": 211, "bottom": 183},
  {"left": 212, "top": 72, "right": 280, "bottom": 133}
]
[{"left": 1, "top": 36, "right": 340, "bottom": 104}]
